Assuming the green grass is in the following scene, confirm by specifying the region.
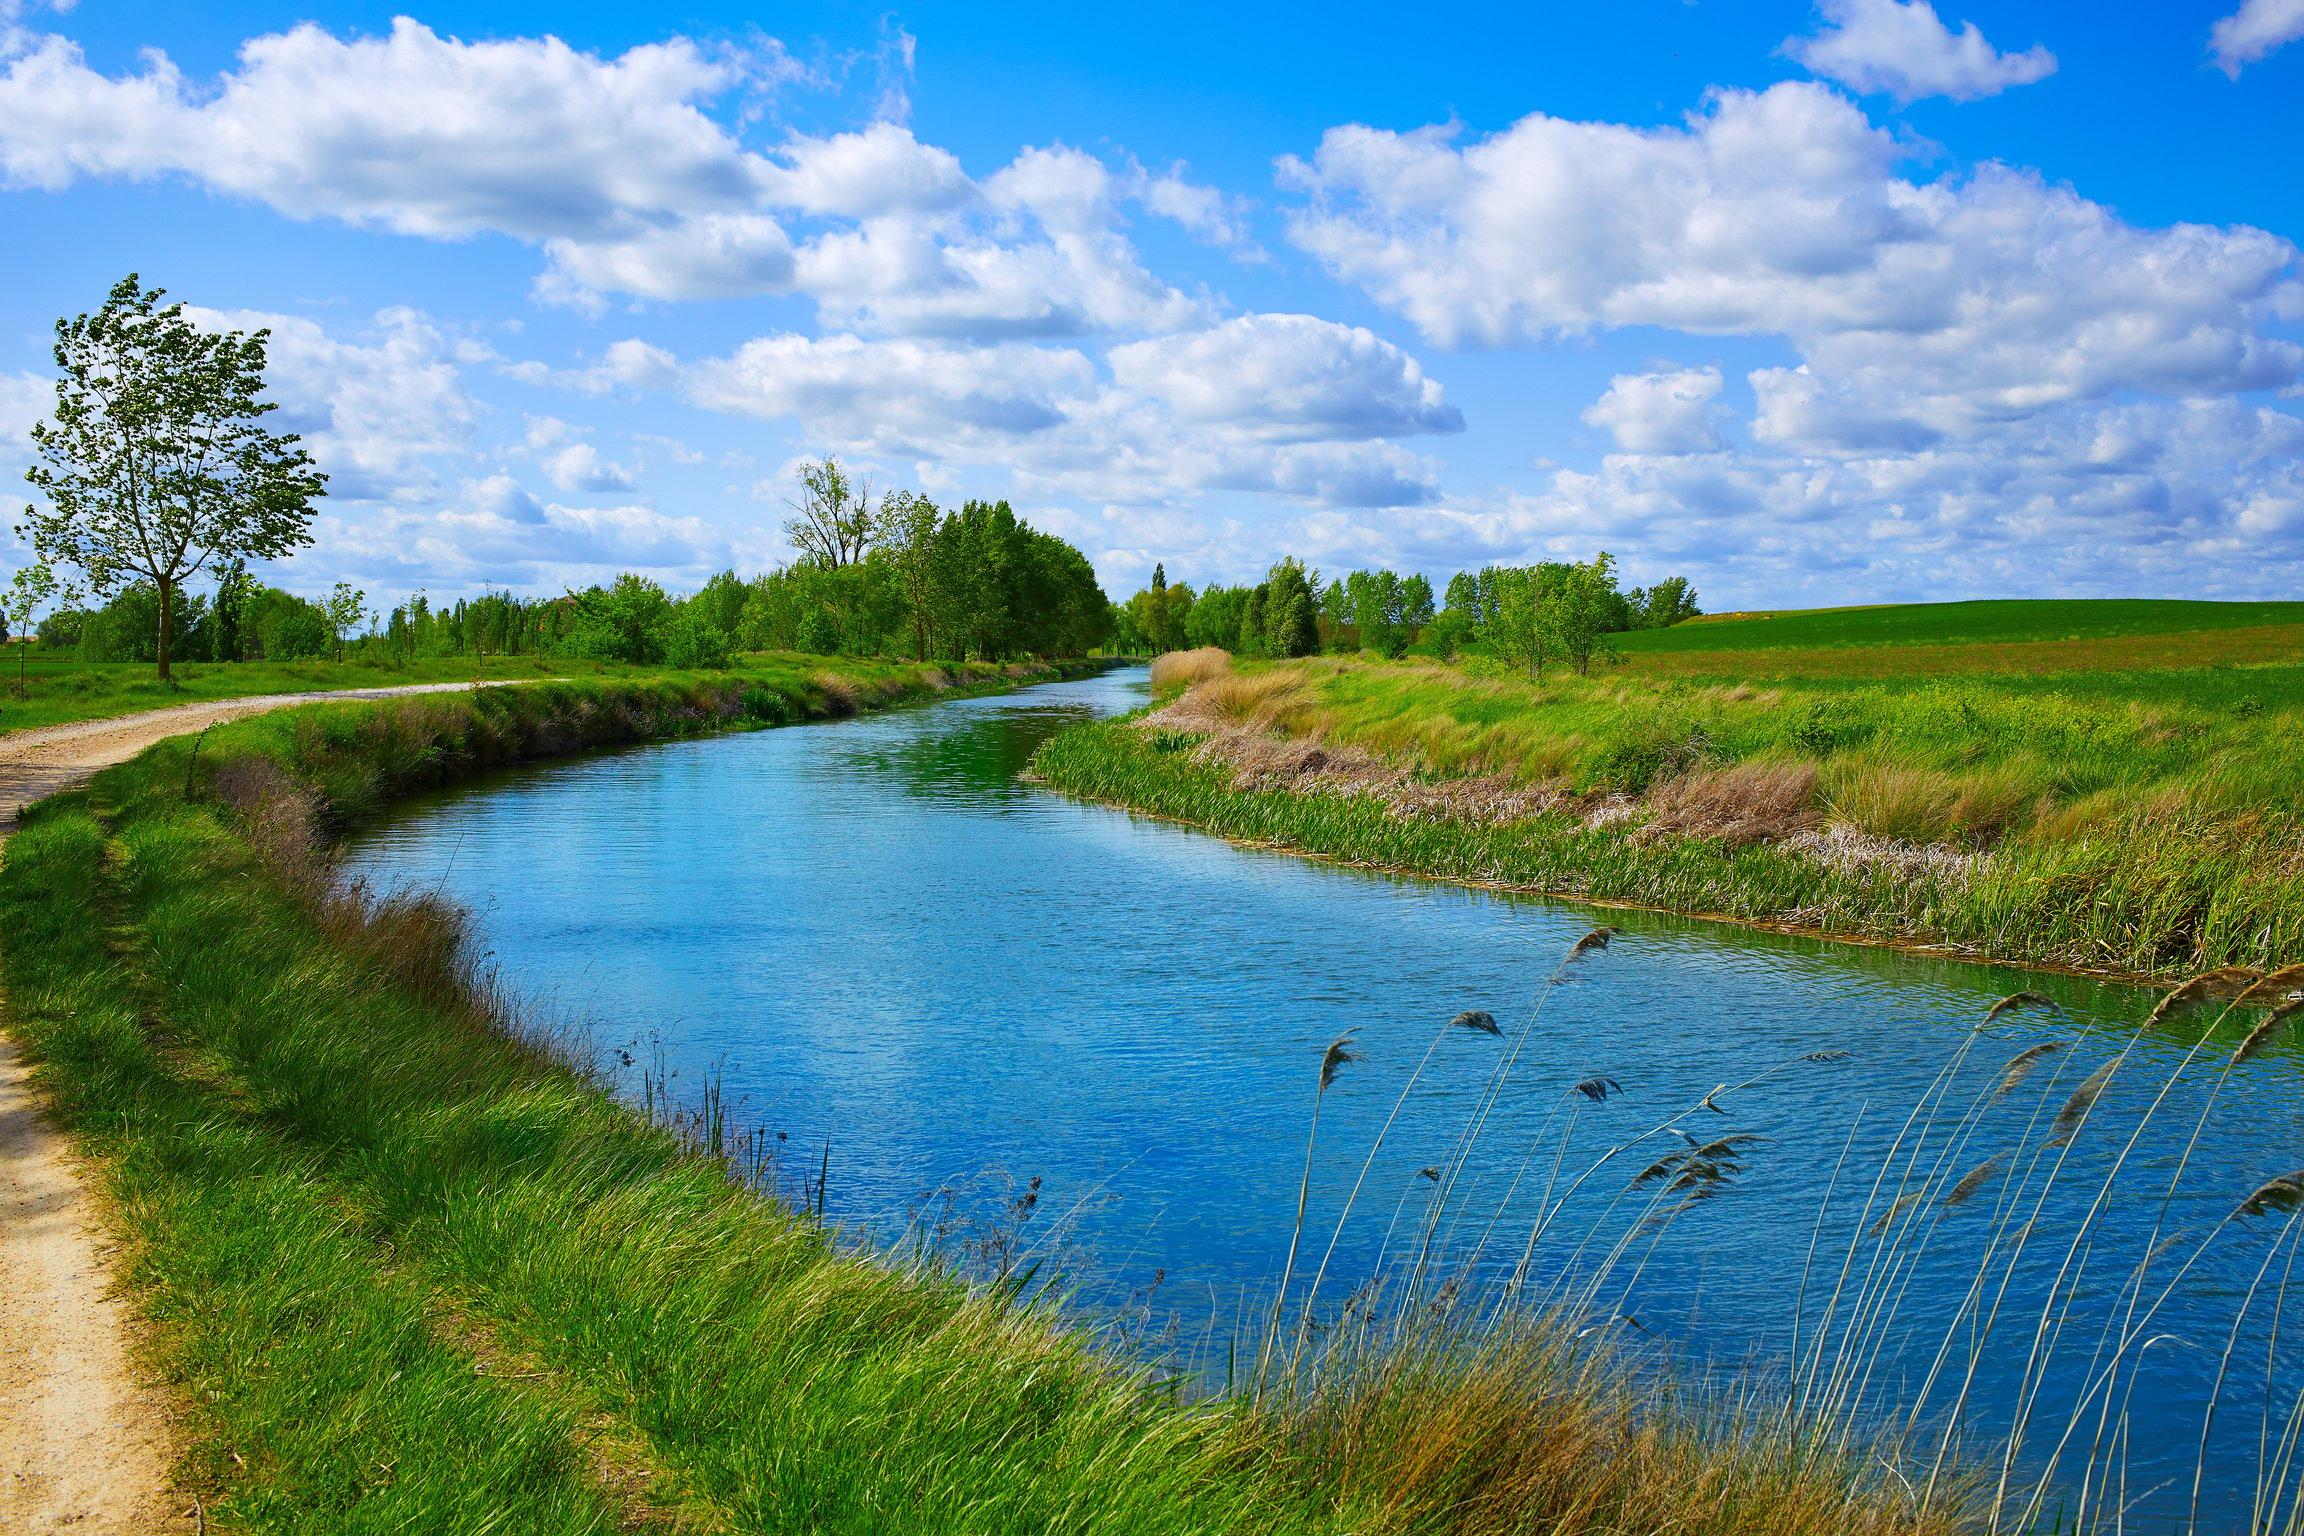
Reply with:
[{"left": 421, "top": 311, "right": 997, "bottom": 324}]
[
  {"left": 0, "top": 677, "right": 1966, "bottom": 1536},
  {"left": 0, "top": 649, "right": 1043, "bottom": 736},
  {"left": 1615, "top": 598, "right": 2304, "bottom": 654},
  {"left": 1048, "top": 656, "right": 2304, "bottom": 978}
]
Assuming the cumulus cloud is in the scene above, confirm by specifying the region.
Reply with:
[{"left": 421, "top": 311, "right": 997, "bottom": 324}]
[
  {"left": 524, "top": 417, "right": 636, "bottom": 493},
  {"left": 686, "top": 322, "right": 1451, "bottom": 509},
  {"left": 1283, "top": 81, "right": 2302, "bottom": 433},
  {"left": 1502, "top": 394, "right": 2304, "bottom": 601},
  {"left": 0, "top": 20, "right": 776, "bottom": 235},
  {"left": 2210, "top": 0, "right": 2304, "bottom": 75},
  {"left": 1107, "top": 314, "right": 1461, "bottom": 440},
  {"left": 187, "top": 305, "right": 479, "bottom": 501},
  {"left": 1785, "top": 0, "right": 2056, "bottom": 103},
  {"left": 0, "top": 24, "right": 1213, "bottom": 333},
  {"left": 289, "top": 472, "right": 743, "bottom": 593},
  {"left": 1582, "top": 367, "right": 1727, "bottom": 454}
]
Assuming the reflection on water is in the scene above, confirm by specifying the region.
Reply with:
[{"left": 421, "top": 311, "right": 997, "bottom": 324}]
[{"left": 347, "top": 667, "right": 2303, "bottom": 1527}]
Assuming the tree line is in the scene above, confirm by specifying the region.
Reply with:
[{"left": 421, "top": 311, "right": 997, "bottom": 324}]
[
  {"left": 8, "top": 276, "right": 1115, "bottom": 676},
  {"left": 1114, "top": 552, "right": 1699, "bottom": 674}
]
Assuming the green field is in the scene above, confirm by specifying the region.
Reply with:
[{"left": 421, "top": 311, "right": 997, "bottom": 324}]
[{"left": 1615, "top": 598, "right": 2304, "bottom": 654}]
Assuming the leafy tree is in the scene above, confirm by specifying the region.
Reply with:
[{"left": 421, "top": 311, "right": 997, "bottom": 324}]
[
  {"left": 1401, "top": 573, "right": 1435, "bottom": 629},
  {"left": 20, "top": 275, "right": 326, "bottom": 680},
  {"left": 1237, "top": 584, "right": 1269, "bottom": 657},
  {"left": 1626, "top": 575, "right": 1701, "bottom": 629},
  {"left": 1544, "top": 552, "right": 1626, "bottom": 676},
  {"left": 1184, "top": 584, "right": 1251, "bottom": 650},
  {"left": 1486, "top": 566, "right": 1548, "bottom": 678},
  {"left": 569, "top": 573, "right": 671, "bottom": 664},
  {"left": 1263, "top": 557, "right": 1322, "bottom": 658},
  {"left": 1344, "top": 568, "right": 1418, "bottom": 658},
  {"left": 784, "top": 457, "right": 876, "bottom": 569},
  {"left": 6, "top": 563, "right": 76, "bottom": 689},
  {"left": 212, "top": 558, "right": 252, "bottom": 661},
  {"left": 872, "top": 490, "right": 943, "bottom": 659},
  {"left": 324, "top": 581, "right": 365, "bottom": 662}
]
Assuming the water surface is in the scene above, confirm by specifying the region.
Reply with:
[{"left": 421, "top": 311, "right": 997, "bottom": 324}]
[{"left": 348, "top": 668, "right": 2303, "bottom": 1528}]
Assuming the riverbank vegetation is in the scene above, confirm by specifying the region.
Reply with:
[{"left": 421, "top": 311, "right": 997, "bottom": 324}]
[
  {"left": 0, "top": 678, "right": 1978, "bottom": 1533},
  {"left": 1041, "top": 636, "right": 2304, "bottom": 979}
]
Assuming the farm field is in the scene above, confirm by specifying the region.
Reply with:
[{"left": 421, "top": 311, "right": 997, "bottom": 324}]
[{"left": 1605, "top": 599, "right": 2304, "bottom": 680}]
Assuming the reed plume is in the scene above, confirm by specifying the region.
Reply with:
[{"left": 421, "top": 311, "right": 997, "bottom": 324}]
[
  {"left": 2231, "top": 997, "right": 2304, "bottom": 1066},
  {"left": 1451, "top": 1009, "right": 1501, "bottom": 1036},
  {"left": 1942, "top": 1153, "right": 2006, "bottom": 1210},
  {"left": 1990, "top": 1041, "right": 2065, "bottom": 1102},
  {"left": 2047, "top": 1060, "right": 2117, "bottom": 1145},
  {"left": 1574, "top": 1076, "right": 1623, "bottom": 1102},
  {"left": 2235, "top": 1172, "right": 2304, "bottom": 1222},
  {"left": 1265, "top": 1030, "right": 1362, "bottom": 1386},
  {"left": 1984, "top": 990, "right": 2056, "bottom": 1022}
]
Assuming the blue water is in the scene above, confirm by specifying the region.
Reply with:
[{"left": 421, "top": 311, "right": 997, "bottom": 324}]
[{"left": 347, "top": 668, "right": 2304, "bottom": 1530}]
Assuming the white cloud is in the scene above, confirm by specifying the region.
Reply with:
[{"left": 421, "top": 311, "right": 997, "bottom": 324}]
[
  {"left": 283, "top": 473, "right": 747, "bottom": 595},
  {"left": 189, "top": 305, "right": 479, "bottom": 501},
  {"left": 791, "top": 144, "right": 1210, "bottom": 337},
  {"left": 1495, "top": 394, "right": 2304, "bottom": 602},
  {"left": 2210, "top": 0, "right": 2304, "bottom": 76},
  {"left": 0, "top": 20, "right": 1219, "bottom": 335},
  {"left": 1785, "top": 0, "right": 2056, "bottom": 104},
  {"left": 685, "top": 324, "right": 1450, "bottom": 510},
  {"left": 1582, "top": 366, "right": 1727, "bottom": 454},
  {"left": 1107, "top": 314, "right": 1461, "bottom": 440},
  {"left": 0, "top": 368, "right": 44, "bottom": 455},
  {"left": 1132, "top": 160, "right": 1258, "bottom": 251},
  {"left": 0, "top": 20, "right": 776, "bottom": 236},
  {"left": 1283, "top": 81, "right": 2302, "bottom": 427}
]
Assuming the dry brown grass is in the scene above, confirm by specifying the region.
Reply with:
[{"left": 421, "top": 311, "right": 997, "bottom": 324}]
[
  {"left": 1144, "top": 670, "right": 1312, "bottom": 734},
  {"left": 1148, "top": 647, "right": 1233, "bottom": 691},
  {"left": 1638, "top": 761, "right": 1822, "bottom": 845}
]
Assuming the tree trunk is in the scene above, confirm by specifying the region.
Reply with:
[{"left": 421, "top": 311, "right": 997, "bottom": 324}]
[{"left": 156, "top": 576, "right": 174, "bottom": 682}]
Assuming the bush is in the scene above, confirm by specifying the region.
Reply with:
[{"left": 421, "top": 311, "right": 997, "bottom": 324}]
[{"left": 664, "top": 609, "right": 732, "bottom": 669}]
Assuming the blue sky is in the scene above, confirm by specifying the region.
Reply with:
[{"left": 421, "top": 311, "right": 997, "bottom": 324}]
[{"left": 3, "top": 0, "right": 2300, "bottom": 610}]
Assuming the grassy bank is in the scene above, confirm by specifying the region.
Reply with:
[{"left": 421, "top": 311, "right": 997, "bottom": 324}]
[
  {"left": 1033, "top": 651, "right": 2304, "bottom": 978},
  {"left": 0, "top": 649, "right": 1089, "bottom": 736},
  {"left": 0, "top": 675, "right": 1959, "bottom": 1533}
]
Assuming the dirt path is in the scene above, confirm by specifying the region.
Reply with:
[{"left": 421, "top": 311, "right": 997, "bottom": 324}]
[{"left": 0, "top": 682, "right": 527, "bottom": 1533}]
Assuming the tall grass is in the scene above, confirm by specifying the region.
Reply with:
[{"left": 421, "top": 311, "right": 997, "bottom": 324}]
[
  {"left": 1243, "top": 936, "right": 2304, "bottom": 1533},
  {"left": 1085, "top": 657, "right": 2304, "bottom": 977}
]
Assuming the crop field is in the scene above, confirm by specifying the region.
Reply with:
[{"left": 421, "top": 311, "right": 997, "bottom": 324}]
[{"left": 1607, "top": 599, "right": 2304, "bottom": 680}]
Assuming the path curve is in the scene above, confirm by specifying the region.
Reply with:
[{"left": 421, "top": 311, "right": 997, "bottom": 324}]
[{"left": 0, "top": 681, "right": 534, "bottom": 1533}]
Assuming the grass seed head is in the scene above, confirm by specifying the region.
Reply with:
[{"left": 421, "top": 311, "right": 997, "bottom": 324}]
[
  {"left": 1320, "top": 1031, "right": 1364, "bottom": 1091},
  {"left": 1992, "top": 1041, "right": 2066, "bottom": 1102},
  {"left": 1450, "top": 1009, "right": 1501, "bottom": 1036},
  {"left": 1984, "top": 990, "right": 2057, "bottom": 1023}
]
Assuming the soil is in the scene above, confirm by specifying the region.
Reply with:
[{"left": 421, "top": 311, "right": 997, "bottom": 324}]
[{"left": 0, "top": 683, "right": 516, "bottom": 1533}]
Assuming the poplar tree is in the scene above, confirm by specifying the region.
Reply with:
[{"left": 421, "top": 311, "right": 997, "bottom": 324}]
[{"left": 21, "top": 275, "right": 326, "bottom": 680}]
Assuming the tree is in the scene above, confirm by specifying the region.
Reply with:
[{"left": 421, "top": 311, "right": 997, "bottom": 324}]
[
  {"left": 1544, "top": 552, "right": 1625, "bottom": 676},
  {"left": 784, "top": 458, "right": 876, "bottom": 569},
  {"left": 872, "top": 489, "right": 943, "bottom": 660},
  {"left": 6, "top": 563, "right": 78, "bottom": 690},
  {"left": 1626, "top": 575, "right": 1701, "bottom": 629},
  {"left": 1487, "top": 566, "right": 1547, "bottom": 678},
  {"left": 569, "top": 573, "right": 671, "bottom": 663},
  {"left": 21, "top": 275, "right": 326, "bottom": 681},
  {"left": 324, "top": 581, "right": 365, "bottom": 662},
  {"left": 1262, "top": 558, "right": 1321, "bottom": 658}
]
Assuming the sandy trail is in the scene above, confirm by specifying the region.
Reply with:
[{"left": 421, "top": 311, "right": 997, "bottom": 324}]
[{"left": 0, "top": 681, "right": 522, "bottom": 1533}]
